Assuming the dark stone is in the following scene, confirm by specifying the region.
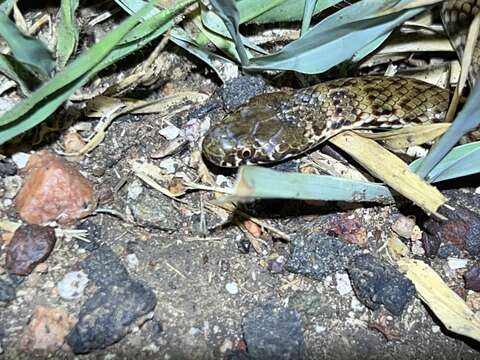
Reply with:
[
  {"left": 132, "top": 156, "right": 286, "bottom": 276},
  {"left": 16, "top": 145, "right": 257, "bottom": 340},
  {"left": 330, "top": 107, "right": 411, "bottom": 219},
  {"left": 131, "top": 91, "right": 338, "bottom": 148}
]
[
  {"left": 464, "top": 265, "right": 480, "bottom": 291},
  {"left": 0, "top": 159, "right": 17, "bottom": 177},
  {"left": 0, "top": 278, "right": 16, "bottom": 304},
  {"left": 80, "top": 245, "right": 129, "bottom": 287},
  {"left": 348, "top": 254, "right": 415, "bottom": 316},
  {"left": 237, "top": 239, "right": 251, "bottom": 254},
  {"left": 6, "top": 225, "right": 56, "bottom": 275},
  {"left": 66, "top": 280, "right": 157, "bottom": 354},
  {"left": 242, "top": 304, "right": 304, "bottom": 360},
  {"left": 422, "top": 231, "right": 440, "bottom": 257},
  {"left": 287, "top": 233, "right": 360, "bottom": 280},
  {"left": 424, "top": 205, "right": 480, "bottom": 256},
  {"left": 76, "top": 220, "right": 100, "bottom": 251},
  {"left": 437, "top": 243, "right": 461, "bottom": 259},
  {"left": 218, "top": 75, "right": 266, "bottom": 111}
]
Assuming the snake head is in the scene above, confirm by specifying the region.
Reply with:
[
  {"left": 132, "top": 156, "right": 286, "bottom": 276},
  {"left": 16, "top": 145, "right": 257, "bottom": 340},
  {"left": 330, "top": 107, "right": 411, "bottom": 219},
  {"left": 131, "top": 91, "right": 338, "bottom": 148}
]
[{"left": 202, "top": 92, "right": 310, "bottom": 167}]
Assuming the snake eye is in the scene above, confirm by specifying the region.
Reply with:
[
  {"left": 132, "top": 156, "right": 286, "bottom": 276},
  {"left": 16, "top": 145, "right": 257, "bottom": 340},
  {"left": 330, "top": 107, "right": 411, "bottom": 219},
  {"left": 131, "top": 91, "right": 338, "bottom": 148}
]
[{"left": 241, "top": 149, "right": 252, "bottom": 159}]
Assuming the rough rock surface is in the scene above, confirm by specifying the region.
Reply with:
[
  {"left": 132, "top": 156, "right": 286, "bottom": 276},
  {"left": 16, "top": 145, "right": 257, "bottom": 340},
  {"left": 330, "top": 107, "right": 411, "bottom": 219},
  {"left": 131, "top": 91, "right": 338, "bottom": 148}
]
[{"left": 15, "top": 150, "right": 97, "bottom": 224}]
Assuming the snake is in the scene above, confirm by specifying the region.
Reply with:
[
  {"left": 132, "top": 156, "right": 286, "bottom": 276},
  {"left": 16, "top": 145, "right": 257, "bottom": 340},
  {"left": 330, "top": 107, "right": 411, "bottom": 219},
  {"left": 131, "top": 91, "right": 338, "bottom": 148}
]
[{"left": 202, "top": 0, "right": 480, "bottom": 168}]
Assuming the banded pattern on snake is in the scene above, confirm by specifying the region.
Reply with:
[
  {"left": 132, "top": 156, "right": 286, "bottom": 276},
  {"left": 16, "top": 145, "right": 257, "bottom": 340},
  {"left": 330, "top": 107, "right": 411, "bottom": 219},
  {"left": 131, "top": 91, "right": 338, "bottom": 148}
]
[{"left": 202, "top": 1, "right": 480, "bottom": 168}]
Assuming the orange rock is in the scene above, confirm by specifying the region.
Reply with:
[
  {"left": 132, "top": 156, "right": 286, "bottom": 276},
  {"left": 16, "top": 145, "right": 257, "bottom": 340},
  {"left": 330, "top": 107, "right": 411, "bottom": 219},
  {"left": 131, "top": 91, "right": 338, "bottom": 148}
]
[
  {"left": 15, "top": 151, "right": 97, "bottom": 225},
  {"left": 243, "top": 219, "right": 262, "bottom": 238},
  {"left": 20, "top": 306, "right": 76, "bottom": 355}
]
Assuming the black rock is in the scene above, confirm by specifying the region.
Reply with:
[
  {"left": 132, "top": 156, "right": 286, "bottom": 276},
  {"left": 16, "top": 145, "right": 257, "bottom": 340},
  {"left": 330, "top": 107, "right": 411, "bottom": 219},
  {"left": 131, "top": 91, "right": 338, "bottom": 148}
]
[
  {"left": 242, "top": 304, "right": 304, "bottom": 360},
  {"left": 0, "top": 278, "right": 16, "bottom": 304},
  {"left": 437, "top": 243, "right": 461, "bottom": 259},
  {"left": 464, "top": 265, "right": 480, "bottom": 291},
  {"left": 66, "top": 280, "right": 157, "bottom": 354},
  {"left": 80, "top": 245, "right": 129, "bottom": 288},
  {"left": 348, "top": 254, "right": 415, "bottom": 316},
  {"left": 0, "top": 159, "right": 17, "bottom": 177},
  {"left": 76, "top": 220, "right": 100, "bottom": 251},
  {"left": 421, "top": 231, "right": 440, "bottom": 257},
  {"left": 287, "top": 233, "right": 359, "bottom": 280},
  {"left": 218, "top": 75, "right": 266, "bottom": 111}
]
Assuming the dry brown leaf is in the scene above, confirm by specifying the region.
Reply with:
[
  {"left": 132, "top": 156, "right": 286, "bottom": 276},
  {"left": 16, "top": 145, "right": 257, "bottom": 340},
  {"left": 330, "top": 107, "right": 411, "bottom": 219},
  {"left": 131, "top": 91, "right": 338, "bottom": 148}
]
[
  {"left": 397, "top": 258, "right": 480, "bottom": 342},
  {"left": 329, "top": 131, "right": 447, "bottom": 216},
  {"left": 358, "top": 123, "right": 450, "bottom": 149}
]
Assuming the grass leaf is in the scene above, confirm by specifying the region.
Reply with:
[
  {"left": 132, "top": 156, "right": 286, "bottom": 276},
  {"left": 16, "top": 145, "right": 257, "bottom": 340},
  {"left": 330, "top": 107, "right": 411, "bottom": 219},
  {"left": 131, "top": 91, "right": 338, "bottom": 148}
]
[
  {"left": 56, "top": 0, "right": 80, "bottom": 69},
  {"left": 301, "top": 0, "right": 317, "bottom": 36},
  {"left": 415, "top": 82, "right": 480, "bottom": 180},
  {"left": 0, "top": 12, "right": 55, "bottom": 78},
  {"left": 232, "top": 165, "right": 394, "bottom": 203}
]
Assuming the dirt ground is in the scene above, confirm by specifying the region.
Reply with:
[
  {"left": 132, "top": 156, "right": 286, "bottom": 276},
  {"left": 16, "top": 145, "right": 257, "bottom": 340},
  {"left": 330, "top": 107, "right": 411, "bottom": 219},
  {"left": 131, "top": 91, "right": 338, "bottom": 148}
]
[{"left": 1, "top": 9, "right": 480, "bottom": 358}]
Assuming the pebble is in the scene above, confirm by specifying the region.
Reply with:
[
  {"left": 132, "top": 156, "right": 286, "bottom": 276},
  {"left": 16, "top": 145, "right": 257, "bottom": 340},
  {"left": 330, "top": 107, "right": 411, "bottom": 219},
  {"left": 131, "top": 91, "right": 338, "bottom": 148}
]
[
  {"left": 335, "top": 272, "right": 352, "bottom": 295},
  {"left": 11, "top": 152, "right": 30, "bottom": 169},
  {"left": 57, "top": 271, "right": 89, "bottom": 300},
  {"left": 159, "top": 125, "right": 181, "bottom": 140},
  {"left": 6, "top": 224, "right": 56, "bottom": 275},
  {"left": 225, "top": 282, "right": 239, "bottom": 295},
  {"left": 20, "top": 306, "right": 75, "bottom": 355},
  {"left": 447, "top": 257, "right": 469, "bottom": 270},
  {"left": 159, "top": 158, "right": 176, "bottom": 174},
  {"left": 127, "top": 180, "right": 144, "bottom": 200},
  {"left": 432, "top": 325, "right": 441, "bottom": 333},
  {"left": 126, "top": 253, "right": 139, "bottom": 270},
  {"left": 464, "top": 265, "right": 480, "bottom": 291},
  {"left": 219, "top": 339, "right": 233, "bottom": 353},
  {"left": 15, "top": 150, "right": 97, "bottom": 225}
]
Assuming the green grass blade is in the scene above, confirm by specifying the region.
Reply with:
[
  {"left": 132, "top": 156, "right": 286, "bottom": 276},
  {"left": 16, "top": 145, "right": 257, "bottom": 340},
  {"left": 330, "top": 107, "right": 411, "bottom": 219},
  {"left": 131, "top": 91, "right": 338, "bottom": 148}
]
[
  {"left": 249, "top": 0, "right": 341, "bottom": 24},
  {"left": 410, "top": 142, "right": 480, "bottom": 183},
  {"left": 246, "top": 0, "right": 425, "bottom": 73},
  {"left": 301, "top": 0, "right": 317, "bottom": 36},
  {"left": 233, "top": 166, "right": 394, "bottom": 203},
  {"left": 0, "top": 54, "right": 41, "bottom": 94},
  {"left": 0, "top": 12, "right": 55, "bottom": 78},
  {"left": 209, "top": 0, "right": 249, "bottom": 65},
  {"left": 236, "top": 0, "right": 288, "bottom": 23},
  {"left": 56, "top": 0, "right": 80, "bottom": 69},
  {"left": 0, "top": 0, "right": 194, "bottom": 144},
  {"left": 415, "top": 82, "right": 480, "bottom": 180}
]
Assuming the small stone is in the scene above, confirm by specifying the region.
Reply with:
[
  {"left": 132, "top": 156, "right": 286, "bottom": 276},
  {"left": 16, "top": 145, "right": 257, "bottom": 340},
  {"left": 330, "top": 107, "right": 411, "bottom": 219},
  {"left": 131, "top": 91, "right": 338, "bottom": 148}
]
[
  {"left": 219, "top": 339, "right": 233, "bottom": 353},
  {"left": 66, "top": 281, "right": 156, "bottom": 354},
  {"left": 0, "top": 158, "right": 17, "bottom": 176},
  {"left": 63, "top": 132, "right": 86, "bottom": 153},
  {"left": 466, "top": 291, "right": 480, "bottom": 311},
  {"left": 159, "top": 158, "right": 176, "bottom": 174},
  {"left": 6, "top": 224, "right": 56, "bottom": 275},
  {"left": 34, "top": 263, "right": 49, "bottom": 273},
  {"left": 20, "top": 306, "right": 75, "bottom": 355},
  {"left": 127, "top": 180, "right": 144, "bottom": 200},
  {"left": 2, "top": 175, "right": 22, "bottom": 199},
  {"left": 80, "top": 245, "right": 129, "bottom": 288},
  {"left": 287, "top": 234, "right": 360, "bottom": 280},
  {"left": 328, "top": 213, "right": 367, "bottom": 247},
  {"left": 348, "top": 254, "right": 415, "bottom": 316},
  {"left": 335, "top": 272, "right": 352, "bottom": 295},
  {"left": 431, "top": 325, "right": 441, "bottom": 333},
  {"left": 11, "top": 152, "right": 30, "bottom": 169},
  {"left": 57, "top": 271, "right": 89, "bottom": 300},
  {"left": 392, "top": 215, "right": 417, "bottom": 240},
  {"left": 437, "top": 244, "right": 461, "bottom": 259},
  {"left": 447, "top": 257, "right": 469, "bottom": 270},
  {"left": 15, "top": 150, "right": 97, "bottom": 225},
  {"left": 0, "top": 278, "right": 16, "bottom": 304},
  {"left": 215, "top": 175, "right": 232, "bottom": 188},
  {"left": 243, "top": 304, "right": 304, "bottom": 360},
  {"left": 76, "top": 220, "right": 100, "bottom": 252},
  {"left": 159, "top": 125, "right": 181, "bottom": 140},
  {"left": 226, "top": 282, "right": 239, "bottom": 295},
  {"left": 126, "top": 253, "right": 139, "bottom": 270},
  {"left": 464, "top": 265, "right": 480, "bottom": 291}
]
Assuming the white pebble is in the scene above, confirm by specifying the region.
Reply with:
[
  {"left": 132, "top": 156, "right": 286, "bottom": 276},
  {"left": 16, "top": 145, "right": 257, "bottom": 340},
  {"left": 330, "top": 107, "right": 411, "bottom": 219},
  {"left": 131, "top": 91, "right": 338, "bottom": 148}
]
[
  {"left": 57, "top": 271, "right": 89, "bottom": 300},
  {"left": 315, "top": 325, "right": 326, "bottom": 333},
  {"left": 225, "top": 281, "right": 239, "bottom": 295},
  {"left": 219, "top": 339, "right": 233, "bottom": 353},
  {"left": 11, "top": 152, "right": 30, "bottom": 169},
  {"left": 159, "top": 125, "right": 181, "bottom": 140},
  {"left": 159, "top": 158, "right": 176, "bottom": 174},
  {"left": 126, "top": 253, "right": 139, "bottom": 269},
  {"left": 431, "top": 325, "right": 441, "bottom": 333},
  {"left": 335, "top": 272, "right": 352, "bottom": 295},
  {"left": 127, "top": 180, "right": 143, "bottom": 200},
  {"left": 447, "top": 257, "right": 469, "bottom": 270}
]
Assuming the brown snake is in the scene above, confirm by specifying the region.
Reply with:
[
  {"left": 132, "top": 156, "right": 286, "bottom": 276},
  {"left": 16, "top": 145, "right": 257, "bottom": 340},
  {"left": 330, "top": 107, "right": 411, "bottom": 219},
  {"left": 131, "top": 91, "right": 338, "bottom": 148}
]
[{"left": 202, "top": 1, "right": 480, "bottom": 167}]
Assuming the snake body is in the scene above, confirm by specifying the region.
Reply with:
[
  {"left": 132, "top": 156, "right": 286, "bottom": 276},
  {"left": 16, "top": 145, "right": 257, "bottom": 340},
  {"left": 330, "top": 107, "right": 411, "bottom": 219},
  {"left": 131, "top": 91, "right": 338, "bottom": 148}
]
[{"left": 202, "top": 1, "right": 478, "bottom": 168}]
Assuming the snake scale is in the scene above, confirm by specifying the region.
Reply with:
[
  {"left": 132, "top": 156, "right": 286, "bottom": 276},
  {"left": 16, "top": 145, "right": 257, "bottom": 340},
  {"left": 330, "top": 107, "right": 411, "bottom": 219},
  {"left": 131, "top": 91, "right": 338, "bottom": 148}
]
[{"left": 202, "top": 0, "right": 480, "bottom": 168}]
